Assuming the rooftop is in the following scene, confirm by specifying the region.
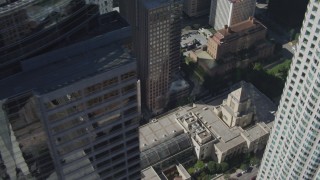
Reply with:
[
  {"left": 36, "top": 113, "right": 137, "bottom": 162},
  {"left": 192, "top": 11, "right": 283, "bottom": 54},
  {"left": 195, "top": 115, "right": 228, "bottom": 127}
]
[
  {"left": 230, "top": 86, "right": 249, "bottom": 103},
  {"left": 193, "top": 104, "right": 240, "bottom": 142},
  {"left": 140, "top": 81, "right": 276, "bottom": 154},
  {"left": 142, "top": 0, "right": 179, "bottom": 9},
  {"left": 141, "top": 167, "right": 161, "bottom": 180},
  {"left": 215, "top": 18, "right": 266, "bottom": 40},
  {"left": 214, "top": 135, "right": 246, "bottom": 152},
  {"left": 241, "top": 122, "right": 270, "bottom": 142},
  {"left": 0, "top": 0, "right": 37, "bottom": 15},
  {"left": 0, "top": 27, "right": 134, "bottom": 99},
  {"left": 139, "top": 112, "right": 184, "bottom": 150},
  {"left": 194, "top": 50, "right": 214, "bottom": 60}
]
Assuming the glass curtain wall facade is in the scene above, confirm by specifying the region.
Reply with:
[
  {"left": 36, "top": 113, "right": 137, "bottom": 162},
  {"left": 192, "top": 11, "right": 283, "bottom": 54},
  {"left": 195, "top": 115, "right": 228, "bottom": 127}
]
[
  {"left": 0, "top": 28, "right": 140, "bottom": 180},
  {"left": 0, "top": 0, "right": 100, "bottom": 78}
]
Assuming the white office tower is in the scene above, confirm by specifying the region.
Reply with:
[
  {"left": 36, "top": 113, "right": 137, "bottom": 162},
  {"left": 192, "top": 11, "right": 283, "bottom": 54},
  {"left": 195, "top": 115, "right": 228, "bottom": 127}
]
[
  {"left": 258, "top": 1, "right": 320, "bottom": 179},
  {"left": 209, "top": 0, "right": 256, "bottom": 30},
  {"left": 86, "top": 0, "right": 113, "bottom": 14}
]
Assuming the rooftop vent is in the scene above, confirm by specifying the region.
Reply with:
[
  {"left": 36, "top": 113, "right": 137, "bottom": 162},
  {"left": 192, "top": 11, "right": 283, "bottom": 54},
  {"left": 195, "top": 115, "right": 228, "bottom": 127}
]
[
  {"left": 172, "top": 130, "right": 177, "bottom": 133},
  {"left": 143, "top": 144, "right": 147, "bottom": 146},
  {"left": 203, "top": 107, "right": 208, "bottom": 110},
  {"left": 153, "top": 139, "right": 157, "bottom": 142}
]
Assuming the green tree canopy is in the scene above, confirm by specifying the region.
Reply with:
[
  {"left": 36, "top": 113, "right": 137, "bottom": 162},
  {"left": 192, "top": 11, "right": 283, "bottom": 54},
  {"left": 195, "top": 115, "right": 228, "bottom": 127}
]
[
  {"left": 220, "top": 162, "right": 229, "bottom": 172},
  {"left": 207, "top": 161, "right": 217, "bottom": 174},
  {"left": 195, "top": 160, "right": 205, "bottom": 170},
  {"left": 188, "top": 167, "right": 196, "bottom": 175}
]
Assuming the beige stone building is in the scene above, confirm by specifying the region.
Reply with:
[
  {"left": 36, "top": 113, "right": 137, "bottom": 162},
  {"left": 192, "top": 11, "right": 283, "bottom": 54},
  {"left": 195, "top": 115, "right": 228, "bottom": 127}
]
[
  {"left": 140, "top": 81, "right": 276, "bottom": 165},
  {"left": 183, "top": 0, "right": 211, "bottom": 17},
  {"left": 218, "top": 85, "right": 254, "bottom": 128}
]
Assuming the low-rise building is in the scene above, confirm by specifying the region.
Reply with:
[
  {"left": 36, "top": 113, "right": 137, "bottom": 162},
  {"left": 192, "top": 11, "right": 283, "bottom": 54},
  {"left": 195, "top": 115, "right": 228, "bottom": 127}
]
[
  {"left": 196, "top": 17, "right": 274, "bottom": 77},
  {"left": 207, "top": 17, "right": 268, "bottom": 60},
  {"left": 140, "top": 81, "right": 276, "bottom": 167}
]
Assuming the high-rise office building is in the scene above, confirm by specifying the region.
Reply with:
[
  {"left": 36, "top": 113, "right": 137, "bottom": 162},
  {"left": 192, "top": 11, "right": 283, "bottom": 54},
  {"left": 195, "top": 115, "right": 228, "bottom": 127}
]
[
  {"left": 133, "top": 0, "right": 183, "bottom": 114},
  {"left": 119, "top": 0, "right": 137, "bottom": 26},
  {"left": 258, "top": 1, "right": 320, "bottom": 179},
  {"left": 209, "top": 0, "right": 256, "bottom": 30},
  {"left": 0, "top": 0, "right": 114, "bottom": 79},
  {"left": 183, "top": 0, "right": 211, "bottom": 17},
  {"left": 0, "top": 26, "right": 140, "bottom": 180}
]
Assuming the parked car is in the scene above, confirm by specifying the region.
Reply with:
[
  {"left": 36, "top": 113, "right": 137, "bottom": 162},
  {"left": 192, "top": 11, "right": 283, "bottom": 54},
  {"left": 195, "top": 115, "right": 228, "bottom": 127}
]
[
  {"left": 251, "top": 175, "right": 257, "bottom": 180},
  {"left": 241, "top": 170, "right": 247, "bottom": 174},
  {"left": 247, "top": 166, "right": 253, "bottom": 172},
  {"left": 236, "top": 173, "right": 242, "bottom": 177}
]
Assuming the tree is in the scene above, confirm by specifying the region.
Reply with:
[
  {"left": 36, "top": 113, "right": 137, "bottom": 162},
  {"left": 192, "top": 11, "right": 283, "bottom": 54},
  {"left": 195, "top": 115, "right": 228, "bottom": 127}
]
[
  {"left": 188, "top": 167, "right": 196, "bottom": 175},
  {"left": 193, "top": 24, "right": 200, "bottom": 29},
  {"left": 195, "top": 160, "right": 205, "bottom": 170},
  {"left": 250, "top": 156, "right": 261, "bottom": 165},
  {"left": 289, "top": 29, "right": 295, "bottom": 41},
  {"left": 253, "top": 63, "right": 263, "bottom": 71},
  {"left": 240, "top": 163, "right": 249, "bottom": 170},
  {"left": 199, "top": 171, "right": 207, "bottom": 180},
  {"left": 207, "top": 161, "right": 217, "bottom": 174},
  {"left": 184, "top": 26, "right": 192, "bottom": 30},
  {"left": 220, "top": 162, "right": 229, "bottom": 172}
]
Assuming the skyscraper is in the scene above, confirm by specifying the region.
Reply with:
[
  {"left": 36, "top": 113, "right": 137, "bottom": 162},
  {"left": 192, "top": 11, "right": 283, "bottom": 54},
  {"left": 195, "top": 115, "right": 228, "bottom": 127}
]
[
  {"left": 134, "top": 0, "right": 183, "bottom": 114},
  {"left": 258, "top": 1, "right": 320, "bottom": 179},
  {"left": 119, "top": 0, "right": 137, "bottom": 26},
  {"left": 0, "top": 26, "right": 140, "bottom": 180},
  {"left": 209, "top": 0, "right": 256, "bottom": 30},
  {"left": 0, "top": 0, "right": 114, "bottom": 79},
  {"left": 183, "top": 0, "right": 211, "bottom": 17}
]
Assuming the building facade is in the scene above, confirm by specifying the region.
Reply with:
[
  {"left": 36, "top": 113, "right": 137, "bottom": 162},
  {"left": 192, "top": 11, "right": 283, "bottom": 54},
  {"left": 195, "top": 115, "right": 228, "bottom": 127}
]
[
  {"left": 0, "top": 28, "right": 140, "bottom": 180},
  {"left": 183, "top": 0, "right": 211, "bottom": 17},
  {"left": 209, "top": 0, "right": 256, "bottom": 30},
  {"left": 134, "top": 0, "right": 183, "bottom": 114},
  {"left": 140, "top": 81, "right": 276, "bottom": 165},
  {"left": 258, "top": 1, "right": 320, "bottom": 179},
  {"left": 0, "top": 0, "right": 115, "bottom": 79},
  {"left": 119, "top": 0, "right": 137, "bottom": 26},
  {"left": 207, "top": 17, "right": 267, "bottom": 60}
]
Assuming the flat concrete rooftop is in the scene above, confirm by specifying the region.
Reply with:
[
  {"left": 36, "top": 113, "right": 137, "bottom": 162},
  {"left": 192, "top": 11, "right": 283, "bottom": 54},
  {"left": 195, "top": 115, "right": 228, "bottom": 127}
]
[
  {"left": 139, "top": 109, "right": 185, "bottom": 150},
  {"left": 140, "top": 81, "right": 276, "bottom": 154},
  {"left": 141, "top": 167, "right": 161, "bottom": 180}
]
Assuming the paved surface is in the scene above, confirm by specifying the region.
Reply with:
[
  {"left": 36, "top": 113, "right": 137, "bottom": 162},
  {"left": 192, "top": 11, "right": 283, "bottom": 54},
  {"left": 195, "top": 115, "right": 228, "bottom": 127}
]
[{"left": 229, "top": 166, "right": 259, "bottom": 180}]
